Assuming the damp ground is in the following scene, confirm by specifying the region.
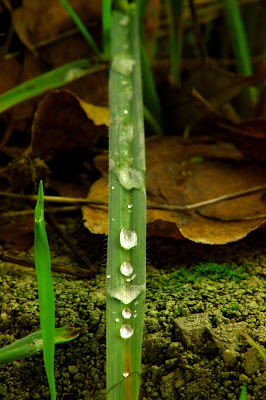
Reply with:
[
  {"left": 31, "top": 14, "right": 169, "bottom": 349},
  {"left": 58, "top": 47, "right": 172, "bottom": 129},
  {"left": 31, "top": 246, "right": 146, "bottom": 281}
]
[{"left": 0, "top": 216, "right": 265, "bottom": 400}]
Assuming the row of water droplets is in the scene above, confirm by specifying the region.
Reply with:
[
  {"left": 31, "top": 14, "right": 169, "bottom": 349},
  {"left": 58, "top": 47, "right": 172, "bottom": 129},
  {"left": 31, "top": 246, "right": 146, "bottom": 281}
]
[{"left": 119, "top": 226, "right": 137, "bottom": 340}]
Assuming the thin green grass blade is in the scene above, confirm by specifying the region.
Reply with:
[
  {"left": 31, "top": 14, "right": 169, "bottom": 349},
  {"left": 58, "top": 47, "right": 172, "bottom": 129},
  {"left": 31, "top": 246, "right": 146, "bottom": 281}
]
[
  {"left": 34, "top": 181, "right": 56, "bottom": 400},
  {"left": 60, "top": 0, "right": 102, "bottom": 57},
  {"left": 239, "top": 384, "right": 247, "bottom": 400},
  {"left": 136, "top": 0, "right": 163, "bottom": 131},
  {"left": 223, "top": 0, "right": 257, "bottom": 105},
  {"left": 241, "top": 332, "right": 266, "bottom": 360},
  {"left": 107, "top": 5, "right": 146, "bottom": 400},
  {"left": 102, "top": 0, "right": 112, "bottom": 57},
  {"left": 140, "top": 43, "right": 163, "bottom": 131},
  {"left": 167, "top": 0, "right": 185, "bottom": 84},
  {"left": 0, "top": 327, "right": 80, "bottom": 366},
  {"left": 0, "top": 59, "right": 97, "bottom": 113}
]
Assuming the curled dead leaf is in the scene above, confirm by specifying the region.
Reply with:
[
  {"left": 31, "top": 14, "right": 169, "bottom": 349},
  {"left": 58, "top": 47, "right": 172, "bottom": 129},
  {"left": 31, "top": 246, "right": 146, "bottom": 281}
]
[
  {"left": 83, "top": 136, "right": 266, "bottom": 244},
  {"left": 30, "top": 90, "right": 108, "bottom": 156}
]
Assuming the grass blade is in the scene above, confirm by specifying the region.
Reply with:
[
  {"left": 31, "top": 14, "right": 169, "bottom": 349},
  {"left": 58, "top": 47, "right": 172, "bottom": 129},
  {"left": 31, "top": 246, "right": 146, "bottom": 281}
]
[
  {"left": 140, "top": 42, "right": 163, "bottom": 131},
  {"left": 34, "top": 181, "right": 56, "bottom": 400},
  {"left": 0, "top": 327, "right": 80, "bottom": 366},
  {"left": 239, "top": 384, "right": 247, "bottom": 400},
  {"left": 107, "top": 5, "right": 146, "bottom": 400},
  {"left": 223, "top": 0, "right": 257, "bottom": 105},
  {"left": 102, "top": 0, "right": 112, "bottom": 57},
  {"left": 167, "top": 0, "right": 185, "bottom": 84},
  {"left": 0, "top": 59, "right": 97, "bottom": 113},
  {"left": 60, "top": 0, "right": 102, "bottom": 57}
]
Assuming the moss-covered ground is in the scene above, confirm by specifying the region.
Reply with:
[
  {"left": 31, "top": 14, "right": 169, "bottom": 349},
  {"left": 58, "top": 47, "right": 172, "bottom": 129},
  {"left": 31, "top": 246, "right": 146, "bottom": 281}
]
[{"left": 0, "top": 216, "right": 265, "bottom": 399}]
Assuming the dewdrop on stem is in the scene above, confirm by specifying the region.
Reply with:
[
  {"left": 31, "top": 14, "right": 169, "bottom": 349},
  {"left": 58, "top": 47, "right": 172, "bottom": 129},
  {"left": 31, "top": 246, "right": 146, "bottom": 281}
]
[
  {"left": 120, "top": 228, "right": 137, "bottom": 250},
  {"left": 120, "top": 324, "right": 134, "bottom": 339}
]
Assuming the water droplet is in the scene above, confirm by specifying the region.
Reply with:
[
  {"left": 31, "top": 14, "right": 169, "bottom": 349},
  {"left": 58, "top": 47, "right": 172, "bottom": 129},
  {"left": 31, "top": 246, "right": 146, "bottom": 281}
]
[
  {"left": 120, "top": 261, "right": 133, "bottom": 276},
  {"left": 108, "top": 284, "right": 145, "bottom": 304},
  {"left": 123, "top": 109, "right": 128, "bottom": 114},
  {"left": 122, "top": 82, "right": 133, "bottom": 100},
  {"left": 133, "top": 312, "right": 137, "bottom": 318},
  {"left": 111, "top": 218, "right": 115, "bottom": 222},
  {"left": 128, "top": 204, "right": 133, "bottom": 209},
  {"left": 126, "top": 273, "right": 137, "bottom": 282},
  {"left": 134, "top": 300, "right": 138, "bottom": 305},
  {"left": 123, "top": 372, "right": 129, "bottom": 377},
  {"left": 117, "top": 166, "right": 144, "bottom": 191},
  {"left": 120, "top": 228, "right": 137, "bottom": 250},
  {"left": 106, "top": 274, "right": 111, "bottom": 279},
  {"left": 115, "top": 318, "right": 120, "bottom": 322},
  {"left": 119, "top": 16, "right": 129, "bottom": 26},
  {"left": 112, "top": 55, "right": 136, "bottom": 76},
  {"left": 120, "top": 324, "right": 134, "bottom": 339},
  {"left": 122, "top": 307, "right": 132, "bottom": 319},
  {"left": 111, "top": 186, "right": 115, "bottom": 190}
]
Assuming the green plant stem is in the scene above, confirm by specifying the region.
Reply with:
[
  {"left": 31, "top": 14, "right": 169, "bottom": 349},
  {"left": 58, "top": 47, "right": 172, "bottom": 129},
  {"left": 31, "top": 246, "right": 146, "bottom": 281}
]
[
  {"left": 102, "top": 0, "right": 112, "bottom": 57},
  {"left": 140, "top": 42, "right": 163, "bottom": 131},
  {"left": 167, "top": 0, "right": 185, "bottom": 84},
  {"left": 223, "top": 0, "right": 257, "bottom": 105},
  {"left": 60, "top": 0, "right": 103, "bottom": 57},
  {"left": 0, "top": 327, "right": 80, "bottom": 366},
  {"left": 34, "top": 181, "right": 56, "bottom": 400},
  {"left": 0, "top": 59, "right": 104, "bottom": 113},
  {"left": 107, "top": 6, "right": 146, "bottom": 400}
]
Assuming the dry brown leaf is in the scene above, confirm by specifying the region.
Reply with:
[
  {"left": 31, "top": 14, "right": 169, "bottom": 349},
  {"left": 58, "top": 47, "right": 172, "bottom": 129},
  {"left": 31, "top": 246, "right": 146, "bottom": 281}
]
[
  {"left": 162, "top": 59, "right": 266, "bottom": 130},
  {"left": 217, "top": 119, "right": 266, "bottom": 162},
  {"left": 83, "top": 136, "right": 266, "bottom": 244},
  {"left": 30, "top": 90, "right": 108, "bottom": 156},
  {"left": 12, "top": 0, "right": 102, "bottom": 49}
]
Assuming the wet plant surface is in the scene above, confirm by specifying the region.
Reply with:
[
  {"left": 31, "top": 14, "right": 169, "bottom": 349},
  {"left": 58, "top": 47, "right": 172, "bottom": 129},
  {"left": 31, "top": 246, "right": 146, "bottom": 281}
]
[{"left": 0, "top": 217, "right": 265, "bottom": 400}]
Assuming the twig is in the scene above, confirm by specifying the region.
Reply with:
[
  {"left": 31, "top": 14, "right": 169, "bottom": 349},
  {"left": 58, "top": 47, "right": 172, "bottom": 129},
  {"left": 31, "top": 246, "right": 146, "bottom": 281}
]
[
  {"left": 0, "top": 252, "right": 95, "bottom": 278},
  {"left": 0, "top": 184, "right": 265, "bottom": 211},
  {"left": 188, "top": 0, "right": 206, "bottom": 59},
  {"left": 196, "top": 210, "right": 266, "bottom": 222},
  {"left": 1, "top": 206, "right": 80, "bottom": 218},
  {"left": 45, "top": 213, "right": 93, "bottom": 270}
]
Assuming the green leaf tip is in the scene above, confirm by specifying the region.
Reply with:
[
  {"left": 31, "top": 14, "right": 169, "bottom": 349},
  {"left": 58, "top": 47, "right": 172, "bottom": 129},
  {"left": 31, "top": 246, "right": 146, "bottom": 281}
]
[
  {"left": 34, "top": 180, "right": 44, "bottom": 223},
  {"left": 0, "top": 327, "right": 80, "bottom": 366}
]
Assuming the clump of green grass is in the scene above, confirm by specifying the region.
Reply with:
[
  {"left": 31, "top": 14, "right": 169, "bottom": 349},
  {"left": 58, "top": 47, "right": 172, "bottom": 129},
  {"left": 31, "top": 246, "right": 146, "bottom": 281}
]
[{"left": 168, "top": 262, "right": 247, "bottom": 288}]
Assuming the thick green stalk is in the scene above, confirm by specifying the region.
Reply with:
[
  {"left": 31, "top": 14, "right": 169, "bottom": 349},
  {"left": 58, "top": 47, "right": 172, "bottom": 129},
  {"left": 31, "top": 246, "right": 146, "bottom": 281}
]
[
  {"left": 107, "top": 6, "right": 146, "bottom": 400},
  {"left": 34, "top": 181, "right": 56, "bottom": 400}
]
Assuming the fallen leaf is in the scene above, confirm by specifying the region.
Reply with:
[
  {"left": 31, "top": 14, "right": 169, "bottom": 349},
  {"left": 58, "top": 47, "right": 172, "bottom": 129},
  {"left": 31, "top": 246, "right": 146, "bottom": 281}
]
[
  {"left": 0, "top": 216, "right": 34, "bottom": 251},
  {"left": 217, "top": 119, "right": 266, "bottom": 162},
  {"left": 83, "top": 136, "right": 266, "bottom": 244},
  {"left": 161, "top": 59, "right": 266, "bottom": 131},
  {"left": 12, "top": 0, "right": 102, "bottom": 49},
  {"left": 30, "top": 90, "right": 108, "bottom": 156}
]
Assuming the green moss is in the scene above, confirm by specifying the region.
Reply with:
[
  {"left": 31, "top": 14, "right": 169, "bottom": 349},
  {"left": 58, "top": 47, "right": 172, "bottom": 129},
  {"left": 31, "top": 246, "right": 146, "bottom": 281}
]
[{"left": 167, "top": 262, "right": 248, "bottom": 288}]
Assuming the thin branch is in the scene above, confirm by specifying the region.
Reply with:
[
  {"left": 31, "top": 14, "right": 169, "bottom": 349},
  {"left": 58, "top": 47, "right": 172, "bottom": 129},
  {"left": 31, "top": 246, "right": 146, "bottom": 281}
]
[
  {"left": 46, "top": 213, "right": 93, "bottom": 269},
  {"left": 0, "top": 252, "right": 96, "bottom": 278},
  {"left": 0, "top": 184, "right": 265, "bottom": 211},
  {"left": 196, "top": 210, "right": 266, "bottom": 222}
]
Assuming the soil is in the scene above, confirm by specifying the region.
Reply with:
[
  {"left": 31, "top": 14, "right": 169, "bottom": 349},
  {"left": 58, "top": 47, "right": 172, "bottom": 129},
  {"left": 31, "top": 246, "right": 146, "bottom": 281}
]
[{"left": 0, "top": 215, "right": 265, "bottom": 400}]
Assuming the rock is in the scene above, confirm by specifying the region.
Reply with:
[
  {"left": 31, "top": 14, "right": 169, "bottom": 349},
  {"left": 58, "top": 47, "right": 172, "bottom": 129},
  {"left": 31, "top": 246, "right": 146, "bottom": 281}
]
[
  {"left": 209, "top": 321, "right": 247, "bottom": 352},
  {"left": 222, "top": 349, "right": 239, "bottom": 367},
  {"left": 242, "top": 347, "right": 263, "bottom": 376},
  {"left": 174, "top": 313, "right": 211, "bottom": 349},
  {"left": 68, "top": 365, "right": 79, "bottom": 375}
]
